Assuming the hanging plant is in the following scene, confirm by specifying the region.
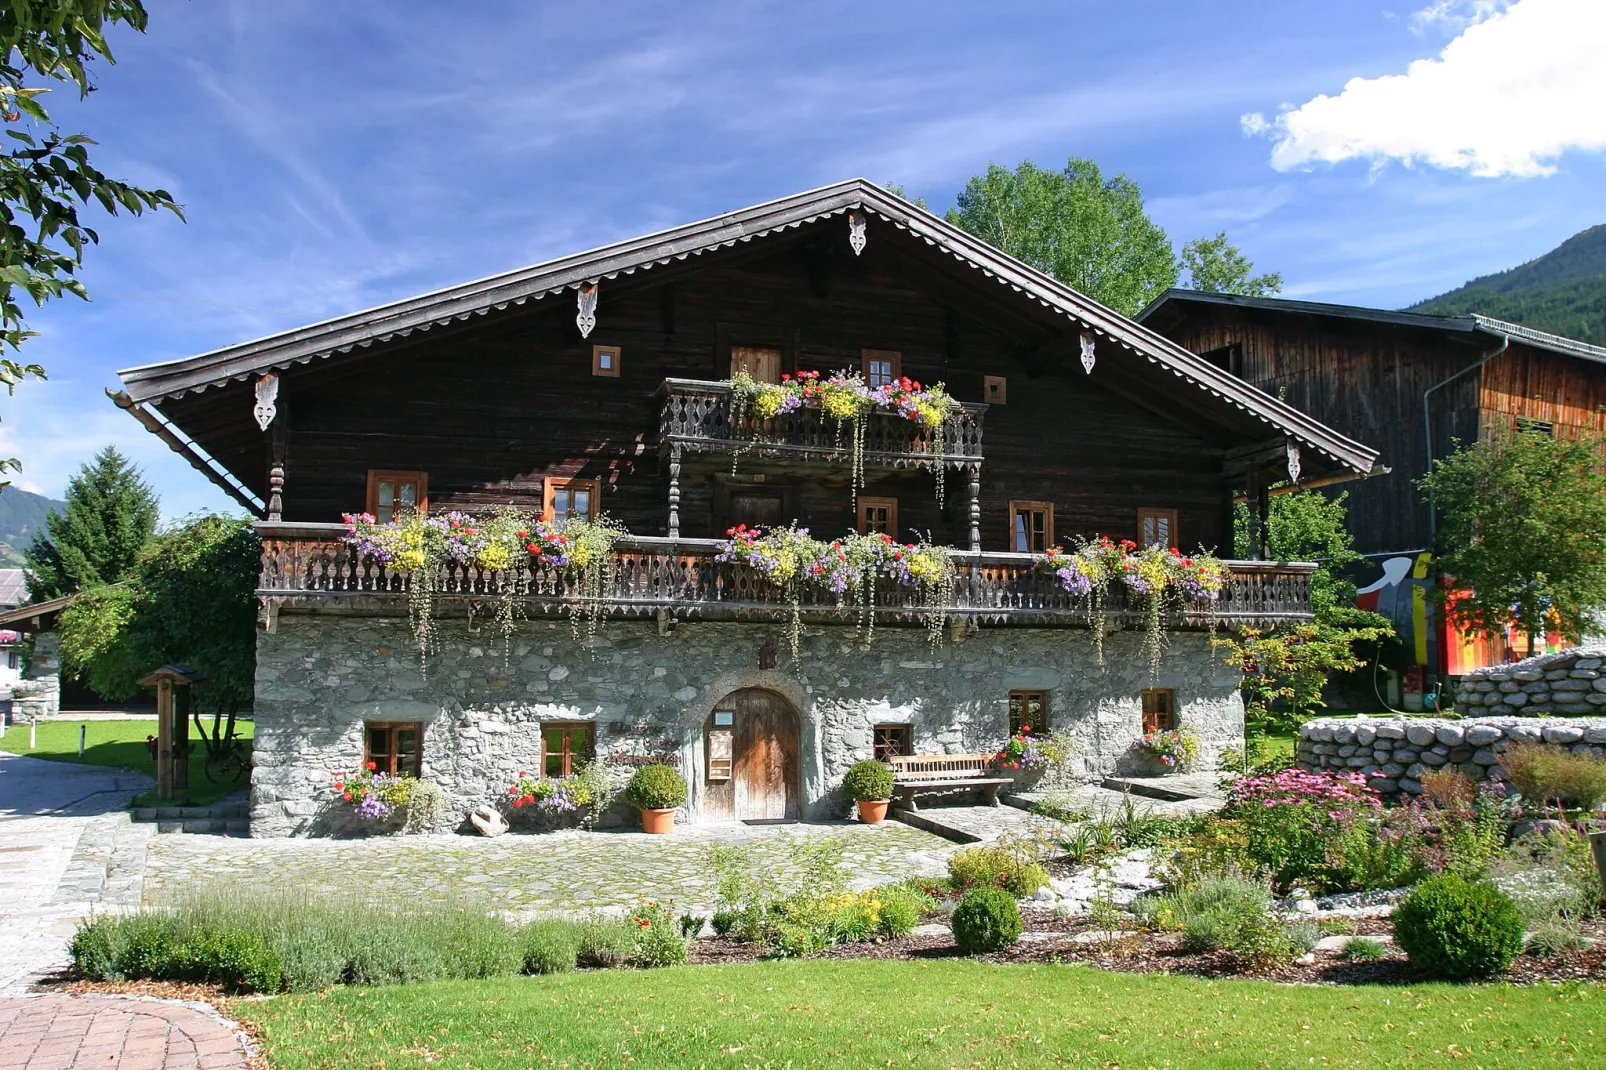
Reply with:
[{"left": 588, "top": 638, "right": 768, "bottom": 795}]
[
  {"left": 343, "top": 510, "right": 449, "bottom": 669},
  {"left": 557, "top": 514, "right": 629, "bottom": 645},
  {"left": 1034, "top": 537, "right": 1227, "bottom": 675},
  {"left": 716, "top": 523, "right": 822, "bottom": 662}
]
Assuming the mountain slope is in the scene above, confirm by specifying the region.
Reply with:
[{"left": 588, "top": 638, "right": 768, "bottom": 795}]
[
  {"left": 0, "top": 487, "right": 64, "bottom": 567},
  {"left": 1408, "top": 223, "right": 1606, "bottom": 345}
]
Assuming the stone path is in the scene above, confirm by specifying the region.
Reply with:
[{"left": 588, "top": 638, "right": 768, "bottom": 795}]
[
  {"left": 0, "top": 996, "right": 248, "bottom": 1069},
  {"left": 143, "top": 819, "right": 958, "bottom": 915}
]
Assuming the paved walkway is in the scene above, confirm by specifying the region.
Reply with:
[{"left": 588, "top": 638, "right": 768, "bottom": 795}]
[{"left": 0, "top": 996, "right": 247, "bottom": 1069}]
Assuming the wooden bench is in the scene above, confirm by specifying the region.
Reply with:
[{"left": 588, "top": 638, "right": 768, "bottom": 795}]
[{"left": 887, "top": 754, "right": 1013, "bottom": 812}]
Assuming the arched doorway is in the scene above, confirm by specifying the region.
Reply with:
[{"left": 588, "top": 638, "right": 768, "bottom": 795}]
[{"left": 703, "top": 688, "right": 800, "bottom": 821}]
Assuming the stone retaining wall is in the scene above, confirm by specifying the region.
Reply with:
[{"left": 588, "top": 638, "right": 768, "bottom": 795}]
[
  {"left": 1296, "top": 715, "right": 1606, "bottom": 795},
  {"left": 1454, "top": 646, "right": 1606, "bottom": 716}
]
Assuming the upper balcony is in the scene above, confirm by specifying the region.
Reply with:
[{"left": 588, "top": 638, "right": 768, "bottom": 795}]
[
  {"left": 255, "top": 523, "right": 1315, "bottom": 631},
  {"left": 656, "top": 379, "right": 987, "bottom": 469}
]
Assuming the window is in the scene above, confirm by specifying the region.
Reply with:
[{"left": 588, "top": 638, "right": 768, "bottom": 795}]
[
  {"left": 1008, "top": 691, "right": 1048, "bottom": 736},
  {"left": 1517, "top": 418, "right": 1555, "bottom": 437},
  {"left": 984, "top": 375, "right": 1007, "bottom": 405},
  {"left": 862, "top": 350, "right": 901, "bottom": 389},
  {"left": 543, "top": 722, "right": 595, "bottom": 778},
  {"left": 1141, "top": 688, "right": 1177, "bottom": 733},
  {"left": 1008, "top": 501, "right": 1053, "bottom": 553},
  {"left": 5, "top": 651, "right": 16, "bottom": 670},
  {"left": 366, "top": 471, "right": 427, "bottom": 524},
  {"left": 1138, "top": 508, "right": 1178, "bottom": 549},
  {"left": 365, "top": 722, "right": 422, "bottom": 777},
  {"left": 730, "top": 345, "right": 782, "bottom": 384},
  {"left": 544, "top": 477, "right": 600, "bottom": 524},
  {"left": 1200, "top": 344, "right": 1244, "bottom": 377},
  {"left": 873, "top": 724, "right": 912, "bottom": 762},
  {"left": 592, "top": 344, "right": 621, "bottom": 377},
  {"left": 857, "top": 496, "right": 898, "bottom": 537}
]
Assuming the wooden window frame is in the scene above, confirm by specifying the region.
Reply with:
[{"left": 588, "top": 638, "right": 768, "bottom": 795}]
[
  {"left": 861, "top": 349, "right": 902, "bottom": 389},
  {"left": 872, "top": 723, "right": 912, "bottom": 762},
  {"left": 363, "top": 721, "right": 423, "bottom": 777},
  {"left": 1138, "top": 507, "right": 1179, "bottom": 550},
  {"left": 983, "top": 375, "right": 1007, "bottom": 405},
  {"left": 1141, "top": 688, "right": 1177, "bottom": 733},
  {"left": 541, "top": 721, "right": 596, "bottom": 779},
  {"left": 365, "top": 470, "right": 428, "bottom": 522},
  {"left": 543, "top": 477, "right": 602, "bottom": 524},
  {"left": 591, "top": 344, "right": 621, "bottom": 377},
  {"left": 1008, "top": 500, "right": 1054, "bottom": 554},
  {"left": 857, "top": 496, "right": 899, "bottom": 538},
  {"left": 1008, "top": 690, "right": 1049, "bottom": 736}
]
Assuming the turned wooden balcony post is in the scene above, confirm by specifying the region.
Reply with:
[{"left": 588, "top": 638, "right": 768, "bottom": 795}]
[
  {"left": 967, "top": 463, "right": 982, "bottom": 552},
  {"left": 667, "top": 445, "right": 682, "bottom": 539},
  {"left": 261, "top": 376, "right": 289, "bottom": 521}
]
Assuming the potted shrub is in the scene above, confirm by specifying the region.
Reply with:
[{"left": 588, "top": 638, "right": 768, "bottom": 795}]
[
  {"left": 843, "top": 759, "right": 895, "bottom": 824},
  {"left": 626, "top": 764, "right": 687, "bottom": 834},
  {"left": 1133, "top": 729, "right": 1198, "bottom": 774}
]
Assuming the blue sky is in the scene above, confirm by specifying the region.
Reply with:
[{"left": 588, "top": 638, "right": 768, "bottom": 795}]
[{"left": 3, "top": 0, "right": 1602, "bottom": 517}]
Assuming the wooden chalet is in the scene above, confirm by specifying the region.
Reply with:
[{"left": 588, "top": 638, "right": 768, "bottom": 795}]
[{"left": 112, "top": 180, "right": 1381, "bottom": 834}]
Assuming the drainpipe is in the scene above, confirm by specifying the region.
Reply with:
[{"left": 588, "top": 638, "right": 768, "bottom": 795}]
[{"left": 1422, "top": 333, "right": 1509, "bottom": 547}]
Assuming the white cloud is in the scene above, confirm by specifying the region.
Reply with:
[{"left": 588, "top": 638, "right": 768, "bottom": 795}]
[
  {"left": 1244, "top": 0, "right": 1606, "bottom": 178},
  {"left": 1410, "top": 1, "right": 1512, "bottom": 34}
]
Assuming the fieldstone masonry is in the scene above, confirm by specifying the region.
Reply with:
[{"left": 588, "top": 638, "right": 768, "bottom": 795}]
[
  {"left": 11, "top": 630, "right": 60, "bottom": 720},
  {"left": 251, "top": 616, "right": 1244, "bottom": 836},
  {"left": 1296, "top": 714, "right": 1606, "bottom": 795},
  {"left": 1453, "top": 645, "right": 1606, "bottom": 716}
]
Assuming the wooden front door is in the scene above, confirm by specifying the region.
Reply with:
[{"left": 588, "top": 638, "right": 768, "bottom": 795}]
[
  {"left": 703, "top": 689, "right": 799, "bottom": 820},
  {"left": 729, "top": 491, "right": 786, "bottom": 530},
  {"left": 730, "top": 345, "right": 782, "bottom": 383}
]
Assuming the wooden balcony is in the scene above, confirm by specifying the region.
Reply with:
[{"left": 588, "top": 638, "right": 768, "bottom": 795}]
[
  {"left": 256, "top": 523, "right": 1315, "bottom": 630},
  {"left": 656, "top": 379, "right": 987, "bottom": 468}
]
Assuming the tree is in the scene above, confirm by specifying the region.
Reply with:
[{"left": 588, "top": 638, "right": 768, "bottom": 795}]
[
  {"left": 946, "top": 158, "right": 1177, "bottom": 315},
  {"left": 1180, "top": 232, "right": 1282, "bottom": 297},
  {"left": 884, "top": 182, "right": 929, "bottom": 212},
  {"left": 0, "top": 1, "right": 183, "bottom": 483},
  {"left": 58, "top": 513, "right": 258, "bottom": 708},
  {"left": 1418, "top": 424, "right": 1606, "bottom": 653},
  {"left": 24, "top": 444, "right": 158, "bottom": 597},
  {"left": 1234, "top": 489, "right": 1383, "bottom": 629}
]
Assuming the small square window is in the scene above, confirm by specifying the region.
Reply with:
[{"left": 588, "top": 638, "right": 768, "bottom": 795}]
[
  {"left": 1008, "top": 691, "right": 1048, "bottom": 736},
  {"left": 544, "top": 477, "right": 601, "bottom": 524},
  {"left": 1141, "top": 688, "right": 1177, "bottom": 733},
  {"left": 1138, "top": 508, "right": 1178, "bottom": 549},
  {"left": 984, "top": 375, "right": 1007, "bottom": 405},
  {"left": 366, "top": 471, "right": 428, "bottom": 524},
  {"left": 592, "top": 345, "right": 621, "bottom": 377},
  {"left": 1008, "top": 501, "right": 1053, "bottom": 553},
  {"left": 862, "top": 350, "right": 901, "bottom": 389},
  {"left": 542, "top": 722, "right": 595, "bottom": 778},
  {"left": 364, "top": 721, "right": 423, "bottom": 777},
  {"left": 857, "top": 496, "right": 898, "bottom": 537},
  {"left": 873, "top": 724, "right": 912, "bottom": 762}
]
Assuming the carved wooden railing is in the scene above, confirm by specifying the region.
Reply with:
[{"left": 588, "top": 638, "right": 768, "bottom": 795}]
[
  {"left": 656, "top": 379, "right": 986, "bottom": 467},
  {"left": 256, "top": 524, "right": 1315, "bottom": 629}
]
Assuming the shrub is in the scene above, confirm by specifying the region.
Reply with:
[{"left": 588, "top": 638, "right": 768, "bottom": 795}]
[
  {"left": 1284, "top": 920, "right": 1322, "bottom": 955},
  {"left": 1153, "top": 817, "right": 1260, "bottom": 887},
  {"left": 174, "top": 929, "right": 283, "bottom": 993},
  {"left": 842, "top": 759, "right": 894, "bottom": 802},
  {"left": 1500, "top": 742, "right": 1606, "bottom": 811},
  {"left": 876, "top": 884, "right": 928, "bottom": 938},
  {"left": 1496, "top": 828, "right": 1602, "bottom": 923},
  {"left": 951, "top": 887, "right": 1021, "bottom": 954},
  {"left": 1221, "top": 768, "right": 1383, "bottom": 893},
  {"left": 69, "top": 916, "right": 117, "bottom": 981},
  {"left": 1341, "top": 936, "right": 1387, "bottom": 962},
  {"left": 948, "top": 846, "right": 1048, "bottom": 898},
  {"left": 1393, "top": 874, "right": 1524, "bottom": 979},
  {"left": 520, "top": 920, "right": 580, "bottom": 974},
  {"left": 628, "top": 899, "right": 688, "bottom": 968},
  {"left": 710, "top": 910, "right": 738, "bottom": 936},
  {"left": 577, "top": 915, "right": 636, "bottom": 968},
  {"left": 117, "top": 916, "right": 179, "bottom": 980},
  {"left": 625, "top": 764, "right": 687, "bottom": 811},
  {"left": 1152, "top": 875, "right": 1290, "bottom": 963}
]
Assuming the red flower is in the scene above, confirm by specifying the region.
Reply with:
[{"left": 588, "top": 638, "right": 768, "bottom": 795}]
[
  {"left": 342, "top": 791, "right": 352, "bottom": 801},
  {"left": 528, "top": 543, "right": 541, "bottom": 554},
  {"left": 365, "top": 761, "right": 377, "bottom": 772},
  {"left": 781, "top": 373, "right": 791, "bottom": 381},
  {"left": 333, "top": 781, "right": 344, "bottom": 791},
  {"left": 513, "top": 797, "right": 524, "bottom": 809},
  {"left": 522, "top": 794, "right": 535, "bottom": 805},
  {"left": 517, "top": 530, "right": 528, "bottom": 539},
  {"left": 1010, "top": 762, "right": 1020, "bottom": 770},
  {"left": 633, "top": 917, "right": 651, "bottom": 929},
  {"left": 519, "top": 771, "right": 527, "bottom": 777},
  {"left": 508, "top": 785, "right": 520, "bottom": 795},
  {"left": 1020, "top": 725, "right": 1031, "bottom": 734}
]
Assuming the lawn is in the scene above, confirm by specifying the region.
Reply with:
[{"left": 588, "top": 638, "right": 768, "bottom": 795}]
[
  {"left": 0, "top": 717, "right": 253, "bottom": 806},
  {"left": 238, "top": 959, "right": 1605, "bottom": 1069}
]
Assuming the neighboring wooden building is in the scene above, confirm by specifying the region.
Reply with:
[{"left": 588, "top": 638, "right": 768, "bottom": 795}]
[
  {"left": 1139, "top": 289, "right": 1606, "bottom": 677},
  {"left": 113, "top": 181, "right": 1379, "bottom": 835}
]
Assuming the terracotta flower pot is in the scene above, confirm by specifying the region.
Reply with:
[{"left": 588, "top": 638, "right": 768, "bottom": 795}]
[
  {"left": 857, "top": 799, "right": 890, "bottom": 825},
  {"left": 639, "top": 807, "right": 676, "bottom": 834}
]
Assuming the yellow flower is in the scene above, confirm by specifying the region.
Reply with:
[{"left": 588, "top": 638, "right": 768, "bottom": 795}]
[
  {"left": 395, "top": 548, "right": 427, "bottom": 572},
  {"left": 477, "top": 543, "right": 511, "bottom": 571},
  {"left": 821, "top": 391, "right": 861, "bottom": 422},
  {"left": 570, "top": 543, "right": 594, "bottom": 569},
  {"left": 754, "top": 385, "right": 787, "bottom": 419},
  {"left": 916, "top": 400, "right": 945, "bottom": 430}
]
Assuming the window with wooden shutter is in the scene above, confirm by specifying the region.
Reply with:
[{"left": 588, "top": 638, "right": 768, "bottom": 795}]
[
  {"left": 1008, "top": 691, "right": 1048, "bottom": 736},
  {"left": 1138, "top": 508, "right": 1178, "bottom": 549},
  {"left": 366, "top": 471, "right": 428, "bottom": 524},
  {"left": 872, "top": 724, "right": 912, "bottom": 761},
  {"left": 1008, "top": 501, "right": 1053, "bottom": 553},
  {"left": 862, "top": 350, "right": 901, "bottom": 389},
  {"left": 730, "top": 345, "right": 782, "bottom": 383},
  {"left": 544, "top": 478, "right": 601, "bottom": 524},
  {"left": 364, "top": 721, "right": 423, "bottom": 777},
  {"left": 857, "top": 497, "right": 898, "bottom": 537},
  {"left": 1141, "top": 688, "right": 1177, "bottom": 733},
  {"left": 542, "top": 722, "right": 595, "bottom": 778}
]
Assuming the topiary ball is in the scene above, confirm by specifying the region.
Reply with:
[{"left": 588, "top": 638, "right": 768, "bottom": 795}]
[
  {"left": 626, "top": 763, "right": 687, "bottom": 811},
  {"left": 842, "top": 759, "right": 895, "bottom": 802},
  {"left": 1393, "top": 873, "right": 1524, "bottom": 979},
  {"left": 951, "top": 887, "right": 1022, "bottom": 954}
]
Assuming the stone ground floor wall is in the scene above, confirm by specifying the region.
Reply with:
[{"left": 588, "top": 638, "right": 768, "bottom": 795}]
[
  {"left": 1296, "top": 715, "right": 1606, "bottom": 795},
  {"left": 250, "top": 616, "right": 1244, "bottom": 836}
]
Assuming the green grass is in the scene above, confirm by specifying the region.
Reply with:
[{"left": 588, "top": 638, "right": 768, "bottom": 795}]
[
  {"left": 0, "top": 717, "right": 253, "bottom": 806},
  {"left": 237, "top": 960, "right": 1606, "bottom": 1069}
]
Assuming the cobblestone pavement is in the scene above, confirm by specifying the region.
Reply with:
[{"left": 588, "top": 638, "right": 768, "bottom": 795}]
[
  {"left": 143, "top": 820, "right": 959, "bottom": 914},
  {"left": 0, "top": 752, "right": 153, "bottom": 995},
  {"left": 0, "top": 996, "right": 248, "bottom": 1069}
]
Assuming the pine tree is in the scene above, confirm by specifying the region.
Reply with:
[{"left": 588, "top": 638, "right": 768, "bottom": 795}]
[{"left": 24, "top": 446, "right": 159, "bottom": 598}]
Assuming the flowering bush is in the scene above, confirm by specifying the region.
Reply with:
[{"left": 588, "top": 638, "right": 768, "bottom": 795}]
[
  {"left": 507, "top": 768, "right": 594, "bottom": 816},
  {"left": 1222, "top": 768, "right": 1383, "bottom": 893},
  {"left": 1135, "top": 729, "right": 1199, "bottom": 770},
  {"left": 332, "top": 763, "right": 413, "bottom": 824},
  {"left": 995, "top": 730, "right": 1062, "bottom": 772}
]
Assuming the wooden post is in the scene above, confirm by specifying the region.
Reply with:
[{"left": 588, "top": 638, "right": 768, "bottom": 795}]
[
  {"left": 139, "top": 664, "right": 204, "bottom": 803},
  {"left": 155, "top": 677, "right": 174, "bottom": 801},
  {"left": 967, "top": 463, "right": 981, "bottom": 553},
  {"left": 667, "top": 446, "right": 681, "bottom": 539}
]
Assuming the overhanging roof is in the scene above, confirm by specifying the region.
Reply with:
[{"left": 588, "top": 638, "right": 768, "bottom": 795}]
[
  {"left": 115, "top": 178, "right": 1381, "bottom": 483},
  {"left": 1136, "top": 288, "right": 1606, "bottom": 367}
]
